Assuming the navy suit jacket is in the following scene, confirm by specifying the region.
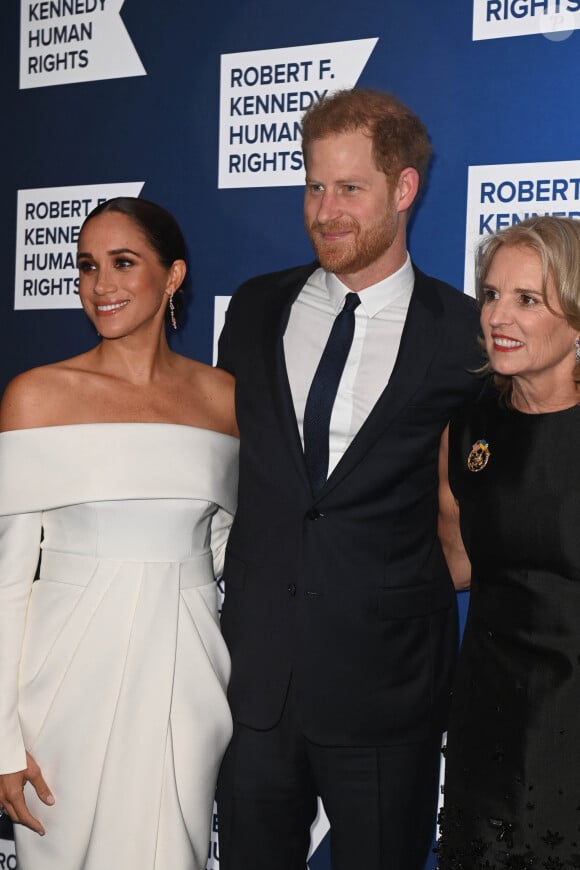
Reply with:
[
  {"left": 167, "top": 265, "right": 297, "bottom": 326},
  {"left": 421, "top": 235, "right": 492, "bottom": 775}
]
[{"left": 218, "top": 262, "right": 482, "bottom": 746}]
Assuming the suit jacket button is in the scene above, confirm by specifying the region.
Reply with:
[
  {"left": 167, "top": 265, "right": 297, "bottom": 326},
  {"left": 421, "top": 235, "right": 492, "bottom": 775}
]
[
  {"left": 305, "top": 508, "right": 321, "bottom": 520},
  {"left": 287, "top": 584, "right": 297, "bottom": 596}
]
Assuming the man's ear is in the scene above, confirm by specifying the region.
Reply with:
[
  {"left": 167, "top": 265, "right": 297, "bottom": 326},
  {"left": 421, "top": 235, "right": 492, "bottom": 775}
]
[{"left": 395, "top": 167, "right": 420, "bottom": 214}]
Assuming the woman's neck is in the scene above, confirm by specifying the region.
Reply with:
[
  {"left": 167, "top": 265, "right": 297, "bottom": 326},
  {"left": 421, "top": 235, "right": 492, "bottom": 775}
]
[
  {"left": 511, "top": 378, "right": 579, "bottom": 414},
  {"left": 93, "top": 332, "right": 175, "bottom": 385}
]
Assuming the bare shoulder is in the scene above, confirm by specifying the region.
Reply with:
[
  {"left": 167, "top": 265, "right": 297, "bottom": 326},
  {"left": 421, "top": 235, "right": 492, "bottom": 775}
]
[
  {"left": 0, "top": 355, "right": 92, "bottom": 432},
  {"left": 174, "top": 357, "right": 238, "bottom": 437},
  {"left": 197, "top": 360, "right": 235, "bottom": 392},
  {"left": 0, "top": 367, "right": 60, "bottom": 431},
  {"left": 175, "top": 356, "right": 234, "bottom": 390}
]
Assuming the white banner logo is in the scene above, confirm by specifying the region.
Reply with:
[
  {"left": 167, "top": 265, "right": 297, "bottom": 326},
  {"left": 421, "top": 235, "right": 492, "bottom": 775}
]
[
  {"left": 15, "top": 181, "right": 145, "bottom": 310},
  {"left": 464, "top": 160, "right": 580, "bottom": 294},
  {"left": 0, "top": 840, "right": 16, "bottom": 870},
  {"left": 218, "top": 38, "right": 378, "bottom": 189},
  {"left": 20, "top": 0, "right": 146, "bottom": 89},
  {"left": 473, "top": 0, "right": 580, "bottom": 40}
]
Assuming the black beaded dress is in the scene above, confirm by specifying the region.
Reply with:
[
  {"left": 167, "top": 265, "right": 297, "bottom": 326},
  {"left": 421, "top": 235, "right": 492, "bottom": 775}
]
[{"left": 438, "top": 396, "right": 580, "bottom": 870}]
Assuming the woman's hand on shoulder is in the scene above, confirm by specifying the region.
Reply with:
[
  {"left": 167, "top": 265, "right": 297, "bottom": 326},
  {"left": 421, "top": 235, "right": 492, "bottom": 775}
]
[{"left": 0, "top": 751, "right": 54, "bottom": 835}]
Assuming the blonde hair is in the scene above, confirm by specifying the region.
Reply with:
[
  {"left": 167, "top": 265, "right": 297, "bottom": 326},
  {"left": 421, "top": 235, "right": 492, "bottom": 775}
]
[{"left": 476, "top": 216, "right": 580, "bottom": 405}]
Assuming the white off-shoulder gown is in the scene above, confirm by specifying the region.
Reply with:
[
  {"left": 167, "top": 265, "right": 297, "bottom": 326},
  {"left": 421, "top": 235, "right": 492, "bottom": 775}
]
[{"left": 0, "top": 424, "right": 238, "bottom": 870}]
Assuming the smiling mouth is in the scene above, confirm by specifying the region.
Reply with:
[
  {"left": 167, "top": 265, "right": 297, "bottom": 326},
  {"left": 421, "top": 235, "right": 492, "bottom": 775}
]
[
  {"left": 321, "top": 232, "right": 351, "bottom": 241},
  {"left": 492, "top": 336, "right": 524, "bottom": 349},
  {"left": 96, "top": 301, "right": 130, "bottom": 313},
  {"left": 313, "top": 220, "right": 356, "bottom": 235}
]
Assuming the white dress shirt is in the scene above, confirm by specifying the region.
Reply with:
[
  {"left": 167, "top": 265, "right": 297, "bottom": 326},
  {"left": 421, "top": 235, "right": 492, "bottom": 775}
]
[{"left": 283, "top": 255, "right": 415, "bottom": 478}]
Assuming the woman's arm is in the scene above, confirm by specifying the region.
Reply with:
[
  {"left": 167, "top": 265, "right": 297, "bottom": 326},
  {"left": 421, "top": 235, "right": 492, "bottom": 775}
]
[
  {"left": 0, "top": 369, "right": 57, "bottom": 831},
  {"left": 210, "top": 507, "right": 234, "bottom": 579},
  {"left": 438, "top": 425, "right": 471, "bottom": 590},
  {"left": 0, "top": 512, "right": 54, "bottom": 833}
]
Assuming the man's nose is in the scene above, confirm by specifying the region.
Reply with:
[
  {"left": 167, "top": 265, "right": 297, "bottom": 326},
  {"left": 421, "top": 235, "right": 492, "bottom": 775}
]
[{"left": 316, "top": 189, "right": 342, "bottom": 223}]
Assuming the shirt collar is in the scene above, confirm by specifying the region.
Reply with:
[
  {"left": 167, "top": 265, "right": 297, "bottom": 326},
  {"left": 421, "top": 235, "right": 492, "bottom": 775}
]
[{"left": 324, "top": 254, "right": 414, "bottom": 317}]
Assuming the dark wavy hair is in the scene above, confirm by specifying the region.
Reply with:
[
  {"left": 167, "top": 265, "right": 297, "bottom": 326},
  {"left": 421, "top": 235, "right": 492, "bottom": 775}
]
[{"left": 81, "top": 196, "right": 189, "bottom": 325}]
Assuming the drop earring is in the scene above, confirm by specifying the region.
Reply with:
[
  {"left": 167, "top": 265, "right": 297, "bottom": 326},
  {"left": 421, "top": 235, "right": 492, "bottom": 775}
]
[
  {"left": 169, "top": 293, "right": 177, "bottom": 331},
  {"left": 576, "top": 338, "right": 580, "bottom": 363}
]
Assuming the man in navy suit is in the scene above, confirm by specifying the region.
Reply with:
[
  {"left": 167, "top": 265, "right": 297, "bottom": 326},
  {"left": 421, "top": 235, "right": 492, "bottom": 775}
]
[{"left": 217, "top": 88, "right": 481, "bottom": 870}]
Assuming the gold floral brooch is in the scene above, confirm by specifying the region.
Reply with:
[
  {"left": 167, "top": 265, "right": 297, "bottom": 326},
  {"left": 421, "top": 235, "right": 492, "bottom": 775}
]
[{"left": 467, "top": 439, "right": 491, "bottom": 472}]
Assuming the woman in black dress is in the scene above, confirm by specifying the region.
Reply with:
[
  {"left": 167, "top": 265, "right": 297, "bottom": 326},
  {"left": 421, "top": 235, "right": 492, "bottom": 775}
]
[{"left": 437, "top": 216, "right": 580, "bottom": 869}]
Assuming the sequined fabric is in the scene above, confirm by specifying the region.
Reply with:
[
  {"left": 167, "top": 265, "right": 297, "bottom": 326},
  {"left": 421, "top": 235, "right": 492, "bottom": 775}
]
[{"left": 437, "top": 399, "right": 580, "bottom": 869}]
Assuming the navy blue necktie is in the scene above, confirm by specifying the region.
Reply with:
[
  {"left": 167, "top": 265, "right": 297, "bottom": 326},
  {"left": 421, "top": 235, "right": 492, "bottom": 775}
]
[{"left": 303, "top": 292, "right": 361, "bottom": 494}]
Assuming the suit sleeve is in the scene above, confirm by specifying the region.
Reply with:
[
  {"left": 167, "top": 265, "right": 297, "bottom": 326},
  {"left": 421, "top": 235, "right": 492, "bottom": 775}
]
[
  {"left": 216, "top": 300, "right": 235, "bottom": 376},
  {"left": 0, "top": 511, "right": 43, "bottom": 773}
]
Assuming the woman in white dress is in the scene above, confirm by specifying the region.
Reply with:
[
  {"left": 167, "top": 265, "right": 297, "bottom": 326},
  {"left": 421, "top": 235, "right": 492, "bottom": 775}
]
[{"left": 0, "top": 197, "right": 238, "bottom": 870}]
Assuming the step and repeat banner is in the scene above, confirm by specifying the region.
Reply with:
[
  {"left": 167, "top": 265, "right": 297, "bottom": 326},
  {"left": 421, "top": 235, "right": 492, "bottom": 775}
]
[{"left": 2, "top": 1, "right": 580, "bottom": 867}]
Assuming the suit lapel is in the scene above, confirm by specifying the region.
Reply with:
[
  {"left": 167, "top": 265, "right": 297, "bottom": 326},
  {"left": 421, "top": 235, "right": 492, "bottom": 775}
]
[
  {"left": 264, "top": 264, "right": 317, "bottom": 489},
  {"left": 317, "top": 267, "right": 444, "bottom": 499}
]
